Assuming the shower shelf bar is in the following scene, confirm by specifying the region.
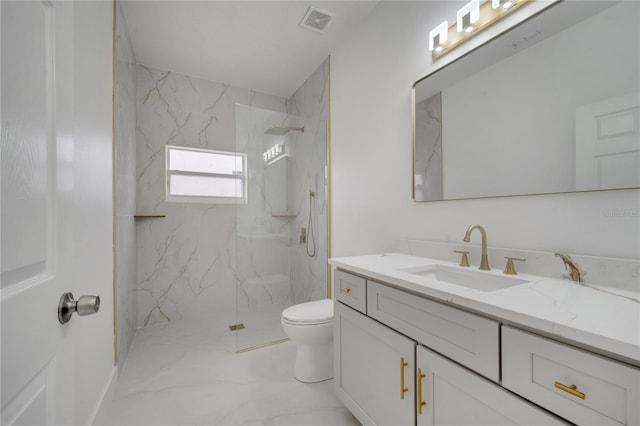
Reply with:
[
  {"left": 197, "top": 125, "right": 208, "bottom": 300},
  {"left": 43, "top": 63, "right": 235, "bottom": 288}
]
[{"left": 271, "top": 213, "right": 297, "bottom": 218}]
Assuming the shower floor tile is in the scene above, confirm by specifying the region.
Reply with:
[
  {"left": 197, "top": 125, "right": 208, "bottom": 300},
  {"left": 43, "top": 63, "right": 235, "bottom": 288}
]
[{"left": 94, "top": 320, "right": 359, "bottom": 426}]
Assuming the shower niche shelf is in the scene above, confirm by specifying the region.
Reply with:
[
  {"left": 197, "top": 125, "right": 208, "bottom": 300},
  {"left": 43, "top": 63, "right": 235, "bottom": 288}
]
[
  {"left": 271, "top": 213, "right": 296, "bottom": 219},
  {"left": 134, "top": 215, "right": 166, "bottom": 219}
]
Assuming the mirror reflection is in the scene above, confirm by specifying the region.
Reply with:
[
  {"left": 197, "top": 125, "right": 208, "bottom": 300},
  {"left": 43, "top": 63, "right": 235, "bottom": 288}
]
[{"left": 413, "top": 1, "right": 639, "bottom": 202}]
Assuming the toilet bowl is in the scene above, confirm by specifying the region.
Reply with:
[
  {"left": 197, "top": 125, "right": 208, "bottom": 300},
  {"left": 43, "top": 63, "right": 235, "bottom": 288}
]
[{"left": 281, "top": 299, "right": 334, "bottom": 383}]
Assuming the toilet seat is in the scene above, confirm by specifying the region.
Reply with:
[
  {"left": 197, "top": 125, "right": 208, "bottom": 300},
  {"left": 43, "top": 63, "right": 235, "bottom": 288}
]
[{"left": 281, "top": 299, "right": 333, "bottom": 325}]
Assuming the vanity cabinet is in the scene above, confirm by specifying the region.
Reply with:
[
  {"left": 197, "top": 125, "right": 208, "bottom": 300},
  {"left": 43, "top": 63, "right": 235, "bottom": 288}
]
[{"left": 333, "top": 268, "right": 640, "bottom": 425}]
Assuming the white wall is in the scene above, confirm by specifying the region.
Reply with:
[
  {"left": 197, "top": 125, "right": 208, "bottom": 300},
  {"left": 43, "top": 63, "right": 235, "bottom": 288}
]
[
  {"left": 72, "top": 2, "right": 116, "bottom": 424},
  {"left": 331, "top": 1, "right": 640, "bottom": 259}
]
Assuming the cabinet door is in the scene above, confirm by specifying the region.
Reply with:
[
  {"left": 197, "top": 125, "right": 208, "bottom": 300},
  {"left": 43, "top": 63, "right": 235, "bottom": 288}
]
[
  {"left": 416, "top": 346, "right": 567, "bottom": 426},
  {"left": 334, "top": 301, "right": 416, "bottom": 426}
]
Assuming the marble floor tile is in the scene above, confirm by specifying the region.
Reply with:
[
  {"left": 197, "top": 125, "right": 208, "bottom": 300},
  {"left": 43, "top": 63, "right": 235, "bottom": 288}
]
[{"left": 95, "top": 320, "right": 359, "bottom": 426}]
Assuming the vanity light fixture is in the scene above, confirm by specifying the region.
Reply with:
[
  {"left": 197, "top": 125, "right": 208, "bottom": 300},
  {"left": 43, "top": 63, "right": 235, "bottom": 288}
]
[
  {"left": 492, "top": 0, "right": 516, "bottom": 10},
  {"left": 429, "top": 21, "right": 449, "bottom": 52},
  {"left": 263, "top": 144, "right": 285, "bottom": 163},
  {"left": 429, "top": 0, "right": 530, "bottom": 60},
  {"left": 457, "top": 0, "right": 480, "bottom": 33}
]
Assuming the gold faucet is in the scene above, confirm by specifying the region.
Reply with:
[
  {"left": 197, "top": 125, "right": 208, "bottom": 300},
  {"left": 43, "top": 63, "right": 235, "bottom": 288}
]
[
  {"left": 463, "top": 224, "right": 490, "bottom": 271},
  {"left": 555, "top": 253, "right": 584, "bottom": 283}
]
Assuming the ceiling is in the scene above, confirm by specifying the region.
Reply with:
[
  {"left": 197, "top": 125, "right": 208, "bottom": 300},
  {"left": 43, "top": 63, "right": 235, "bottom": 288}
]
[{"left": 121, "top": 1, "right": 379, "bottom": 98}]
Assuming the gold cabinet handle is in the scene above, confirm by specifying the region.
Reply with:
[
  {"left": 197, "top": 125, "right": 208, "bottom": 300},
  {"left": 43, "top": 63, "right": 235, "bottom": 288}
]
[
  {"left": 340, "top": 288, "right": 351, "bottom": 294},
  {"left": 400, "top": 357, "right": 409, "bottom": 400},
  {"left": 417, "top": 368, "right": 426, "bottom": 414},
  {"left": 554, "top": 382, "right": 586, "bottom": 400}
]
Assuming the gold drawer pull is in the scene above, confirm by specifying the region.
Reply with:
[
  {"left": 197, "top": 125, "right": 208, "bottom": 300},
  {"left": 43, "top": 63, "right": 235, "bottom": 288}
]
[
  {"left": 417, "top": 368, "right": 426, "bottom": 414},
  {"left": 554, "top": 382, "right": 586, "bottom": 400},
  {"left": 400, "top": 357, "right": 409, "bottom": 400},
  {"left": 340, "top": 288, "right": 351, "bottom": 294}
]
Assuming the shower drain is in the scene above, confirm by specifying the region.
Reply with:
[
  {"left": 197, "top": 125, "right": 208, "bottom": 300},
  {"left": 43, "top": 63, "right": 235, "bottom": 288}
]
[{"left": 228, "top": 323, "right": 245, "bottom": 331}]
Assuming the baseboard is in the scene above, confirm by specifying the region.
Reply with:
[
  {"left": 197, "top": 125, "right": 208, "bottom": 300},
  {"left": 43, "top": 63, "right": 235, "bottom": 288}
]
[{"left": 89, "top": 365, "right": 118, "bottom": 425}]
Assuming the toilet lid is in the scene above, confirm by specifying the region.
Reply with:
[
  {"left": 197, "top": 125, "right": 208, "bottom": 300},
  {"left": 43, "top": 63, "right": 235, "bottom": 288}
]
[{"left": 282, "top": 299, "right": 333, "bottom": 323}]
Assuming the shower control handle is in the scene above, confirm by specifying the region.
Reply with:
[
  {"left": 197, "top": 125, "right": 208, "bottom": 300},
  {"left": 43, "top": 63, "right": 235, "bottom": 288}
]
[
  {"left": 58, "top": 292, "right": 100, "bottom": 324},
  {"left": 299, "top": 227, "right": 307, "bottom": 244}
]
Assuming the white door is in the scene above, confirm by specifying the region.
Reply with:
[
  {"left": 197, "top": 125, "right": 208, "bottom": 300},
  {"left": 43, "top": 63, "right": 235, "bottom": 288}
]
[
  {"left": 575, "top": 93, "right": 640, "bottom": 190},
  {"left": 1, "top": 1, "right": 76, "bottom": 424}
]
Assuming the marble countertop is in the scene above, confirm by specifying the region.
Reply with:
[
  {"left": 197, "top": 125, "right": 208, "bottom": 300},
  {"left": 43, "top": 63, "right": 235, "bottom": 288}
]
[{"left": 329, "top": 253, "right": 640, "bottom": 366}]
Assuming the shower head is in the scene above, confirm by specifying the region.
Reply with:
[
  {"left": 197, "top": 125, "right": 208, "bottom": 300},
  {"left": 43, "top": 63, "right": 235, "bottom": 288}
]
[{"left": 264, "top": 126, "right": 304, "bottom": 136}]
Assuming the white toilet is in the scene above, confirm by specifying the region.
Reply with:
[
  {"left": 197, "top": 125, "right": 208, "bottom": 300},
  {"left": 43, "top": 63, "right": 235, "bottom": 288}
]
[{"left": 281, "top": 299, "right": 334, "bottom": 383}]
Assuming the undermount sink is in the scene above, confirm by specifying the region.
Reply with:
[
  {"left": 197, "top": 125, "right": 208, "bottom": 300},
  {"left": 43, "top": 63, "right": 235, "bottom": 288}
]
[{"left": 399, "top": 264, "right": 529, "bottom": 292}]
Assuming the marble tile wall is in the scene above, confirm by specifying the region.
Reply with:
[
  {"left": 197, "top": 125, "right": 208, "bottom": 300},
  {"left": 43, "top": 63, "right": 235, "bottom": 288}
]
[
  {"left": 288, "top": 59, "right": 330, "bottom": 304},
  {"left": 135, "top": 65, "right": 288, "bottom": 329},
  {"left": 115, "top": 2, "right": 138, "bottom": 371}
]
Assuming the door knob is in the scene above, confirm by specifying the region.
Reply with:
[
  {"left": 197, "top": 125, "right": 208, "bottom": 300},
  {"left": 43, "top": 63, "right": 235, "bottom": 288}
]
[{"left": 58, "top": 292, "right": 100, "bottom": 324}]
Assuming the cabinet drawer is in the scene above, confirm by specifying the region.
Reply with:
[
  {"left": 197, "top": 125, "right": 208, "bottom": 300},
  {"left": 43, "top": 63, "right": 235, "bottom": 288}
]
[
  {"left": 367, "top": 280, "right": 500, "bottom": 382},
  {"left": 334, "top": 269, "right": 367, "bottom": 314},
  {"left": 502, "top": 326, "right": 640, "bottom": 426}
]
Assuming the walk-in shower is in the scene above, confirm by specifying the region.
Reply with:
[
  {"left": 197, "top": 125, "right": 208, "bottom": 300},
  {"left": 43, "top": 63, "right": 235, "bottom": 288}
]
[{"left": 234, "top": 103, "right": 328, "bottom": 352}]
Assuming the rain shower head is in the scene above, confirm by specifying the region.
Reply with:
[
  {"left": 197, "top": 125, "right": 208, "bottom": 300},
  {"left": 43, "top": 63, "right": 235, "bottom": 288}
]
[{"left": 264, "top": 126, "right": 304, "bottom": 136}]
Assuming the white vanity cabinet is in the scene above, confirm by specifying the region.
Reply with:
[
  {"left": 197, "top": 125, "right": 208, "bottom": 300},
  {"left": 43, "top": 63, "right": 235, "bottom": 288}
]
[
  {"left": 334, "top": 301, "right": 416, "bottom": 425},
  {"left": 333, "top": 267, "right": 640, "bottom": 425}
]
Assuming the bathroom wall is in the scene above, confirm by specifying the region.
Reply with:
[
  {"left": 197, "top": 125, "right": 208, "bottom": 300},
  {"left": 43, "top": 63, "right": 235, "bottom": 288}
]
[
  {"left": 114, "top": 2, "right": 138, "bottom": 370},
  {"left": 331, "top": 1, "right": 640, "bottom": 260},
  {"left": 135, "top": 66, "right": 288, "bottom": 328}
]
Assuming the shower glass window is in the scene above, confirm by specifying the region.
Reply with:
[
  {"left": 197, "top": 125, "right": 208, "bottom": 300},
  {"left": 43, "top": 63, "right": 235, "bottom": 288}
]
[{"left": 165, "top": 145, "right": 247, "bottom": 204}]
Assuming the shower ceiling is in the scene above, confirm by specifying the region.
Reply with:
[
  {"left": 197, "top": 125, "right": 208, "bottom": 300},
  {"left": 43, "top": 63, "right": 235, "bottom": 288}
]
[{"left": 121, "top": 1, "right": 379, "bottom": 98}]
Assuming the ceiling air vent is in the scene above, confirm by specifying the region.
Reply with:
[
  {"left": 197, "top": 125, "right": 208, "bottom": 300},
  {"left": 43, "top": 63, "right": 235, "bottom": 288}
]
[{"left": 299, "top": 6, "right": 336, "bottom": 33}]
